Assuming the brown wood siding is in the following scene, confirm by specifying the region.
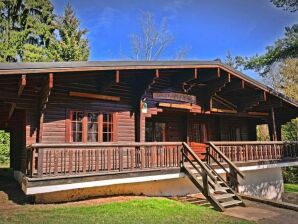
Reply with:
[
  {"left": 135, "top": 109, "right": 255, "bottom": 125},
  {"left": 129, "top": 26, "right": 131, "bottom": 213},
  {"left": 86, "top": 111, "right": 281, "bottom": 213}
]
[
  {"left": 41, "top": 88, "right": 135, "bottom": 144},
  {"left": 219, "top": 117, "right": 258, "bottom": 141}
]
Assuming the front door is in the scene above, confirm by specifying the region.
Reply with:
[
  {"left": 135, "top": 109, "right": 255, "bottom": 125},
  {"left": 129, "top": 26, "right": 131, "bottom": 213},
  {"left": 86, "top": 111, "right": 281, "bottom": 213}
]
[
  {"left": 146, "top": 121, "right": 166, "bottom": 142},
  {"left": 190, "top": 122, "right": 208, "bottom": 159}
]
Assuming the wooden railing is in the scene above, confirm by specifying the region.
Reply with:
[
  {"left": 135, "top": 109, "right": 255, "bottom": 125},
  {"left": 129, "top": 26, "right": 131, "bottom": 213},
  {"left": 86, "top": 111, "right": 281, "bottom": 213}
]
[
  {"left": 208, "top": 141, "right": 298, "bottom": 163},
  {"left": 206, "top": 142, "right": 245, "bottom": 190},
  {"left": 181, "top": 142, "right": 218, "bottom": 194},
  {"left": 26, "top": 142, "right": 183, "bottom": 178}
]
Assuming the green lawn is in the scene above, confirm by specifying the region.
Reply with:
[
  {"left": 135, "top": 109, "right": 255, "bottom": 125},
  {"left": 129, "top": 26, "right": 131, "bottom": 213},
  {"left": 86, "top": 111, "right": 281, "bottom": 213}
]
[
  {"left": 0, "top": 198, "right": 253, "bottom": 224},
  {"left": 284, "top": 183, "right": 298, "bottom": 193}
]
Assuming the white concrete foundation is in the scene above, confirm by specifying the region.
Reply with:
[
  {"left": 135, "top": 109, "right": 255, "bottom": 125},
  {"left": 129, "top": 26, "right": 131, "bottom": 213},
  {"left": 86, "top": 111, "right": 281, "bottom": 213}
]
[
  {"left": 27, "top": 165, "right": 288, "bottom": 203},
  {"left": 238, "top": 167, "right": 284, "bottom": 200},
  {"left": 34, "top": 176, "right": 199, "bottom": 203}
]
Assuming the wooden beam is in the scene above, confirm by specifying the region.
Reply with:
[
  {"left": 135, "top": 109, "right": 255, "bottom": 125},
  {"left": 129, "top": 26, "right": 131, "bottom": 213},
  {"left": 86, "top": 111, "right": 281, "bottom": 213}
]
[
  {"left": 8, "top": 103, "right": 16, "bottom": 121},
  {"left": 247, "top": 111, "right": 269, "bottom": 116},
  {"left": 270, "top": 107, "right": 277, "bottom": 141},
  {"left": 38, "top": 73, "right": 54, "bottom": 142},
  {"left": 194, "top": 74, "right": 230, "bottom": 111},
  {"left": 211, "top": 108, "right": 237, "bottom": 114},
  {"left": 49, "top": 73, "right": 53, "bottom": 89},
  {"left": 158, "top": 102, "right": 193, "bottom": 110},
  {"left": 155, "top": 69, "right": 159, "bottom": 78},
  {"left": 69, "top": 91, "right": 120, "bottom": 102},
  {"left": 238, "top": 91, "right": 267, "bottom": 111},
  {"left": 213, "top": 95, "right": 237, "bottom": 110},
  {"left": 220, "top": 79, "right": 245, "bottom": 94},
  {"left": 40, "top": 73, "right": 54, "bottom": 111},
  {"left": 116, "top": 70, "right": 120, "bottom": 83},
  {"left": 17, "top": 75, "right": 26, "bottom": 96},
  {"left": 194, "top": 68, "right": 198, "bottom": 79}
]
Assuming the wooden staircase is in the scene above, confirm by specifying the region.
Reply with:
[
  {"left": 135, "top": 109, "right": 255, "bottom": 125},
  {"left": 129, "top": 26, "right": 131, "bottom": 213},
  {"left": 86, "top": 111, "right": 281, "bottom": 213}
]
[{"left": 181, "top": 142, "right": 245, "bottom": 211}]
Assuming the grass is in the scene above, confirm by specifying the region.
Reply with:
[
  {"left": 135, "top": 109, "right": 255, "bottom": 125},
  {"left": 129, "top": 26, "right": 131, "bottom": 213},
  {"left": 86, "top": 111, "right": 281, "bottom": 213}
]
[
  {"left": 284, "top": 183, "right": 298, "bottom": 193},
  {"left": 0, "top": 198, "right": 253, "bottom": 224}
]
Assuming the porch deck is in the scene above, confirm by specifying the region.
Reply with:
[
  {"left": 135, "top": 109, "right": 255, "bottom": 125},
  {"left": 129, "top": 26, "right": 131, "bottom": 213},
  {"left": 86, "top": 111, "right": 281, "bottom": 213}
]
[{"left": 25, "top": 141, "right": 298, "bottom": 179}]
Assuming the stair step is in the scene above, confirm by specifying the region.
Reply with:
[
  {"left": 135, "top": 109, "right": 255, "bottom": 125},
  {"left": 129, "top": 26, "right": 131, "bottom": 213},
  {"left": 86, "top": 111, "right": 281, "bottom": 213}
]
[
  {"left": 221, "top": 200, "right": 243, "bottom": 207},
  {"left": 214, "top": 193, "right": 235, "bottom": 200}
]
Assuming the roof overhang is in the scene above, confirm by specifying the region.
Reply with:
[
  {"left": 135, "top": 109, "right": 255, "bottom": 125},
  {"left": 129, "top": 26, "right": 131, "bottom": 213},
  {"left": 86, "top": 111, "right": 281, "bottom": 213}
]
[{"left": 0, "top": 60, "right": 297, "bottom": 109}]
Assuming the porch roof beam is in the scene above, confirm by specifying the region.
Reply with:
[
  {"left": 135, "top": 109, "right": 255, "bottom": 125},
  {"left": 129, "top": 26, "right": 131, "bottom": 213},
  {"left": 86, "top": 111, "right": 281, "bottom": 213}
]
[
  {"left": 194, "top": 73, "right": 231, "bottom": 112},
  {"left": 40, "top": 73, "right": 53, "bottom": 112},
  {"left": 237, "top": 91, "right": 267, "bottom": 112},
  {"left": 219, "top": 78, "right": 245, "bottom": 95},
  {"left": 17, "top": 74, "right": 26, "bottom": 96}
]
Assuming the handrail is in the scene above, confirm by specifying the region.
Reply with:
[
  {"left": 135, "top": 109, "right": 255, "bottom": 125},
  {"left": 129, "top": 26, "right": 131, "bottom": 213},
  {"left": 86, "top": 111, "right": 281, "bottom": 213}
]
[
  {"left": 182, "top": 142, "right": 218, "bottom": 183},
  {"left": 208, "top": 142, "right": 245, "bottom": 179},
  {"left": 27, "top": 142, "right": 183, "bottom": 149},
  {"left": 210, "top": 141, "right": 298, "bottom": 145}
]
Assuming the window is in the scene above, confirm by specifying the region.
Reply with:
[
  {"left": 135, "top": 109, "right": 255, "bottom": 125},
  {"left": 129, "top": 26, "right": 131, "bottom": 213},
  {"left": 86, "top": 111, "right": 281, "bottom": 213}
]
[
  {"left": 69, "top": 111, "right": 115, "bottom": 143},
  {"left": 229, "top": 126, "right": 242, "bottom": 141},
  {"left": 145, "top": 121, "right": 166, "bottom": 142},
  {"left": 103, "top": 114, "right": 113, "bottom": 142},
  {"left": 71, "top": 111, "right": 83, "bottom": 142},
  {"left": 87, "top": 112, "right": 99, "bottom": 142}
]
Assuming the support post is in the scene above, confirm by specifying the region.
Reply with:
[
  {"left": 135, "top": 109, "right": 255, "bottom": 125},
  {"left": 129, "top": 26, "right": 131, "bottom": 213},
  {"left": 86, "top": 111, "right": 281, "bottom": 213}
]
[
  {"left": 270, "top": 107, "right": 277, "bottom": 141},
  {"left": 134, "top": 100, "right": 142, "bottom": 142}
]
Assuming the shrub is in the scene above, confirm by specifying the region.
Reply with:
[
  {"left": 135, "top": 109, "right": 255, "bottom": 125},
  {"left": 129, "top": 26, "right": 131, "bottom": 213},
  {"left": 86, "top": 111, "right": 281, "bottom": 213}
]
[
  {"left": 283, "top": 166, "right": 298, "bottom": 184},
  {"left": 0, "top": 131, "right": 10, "bottom": 165}
]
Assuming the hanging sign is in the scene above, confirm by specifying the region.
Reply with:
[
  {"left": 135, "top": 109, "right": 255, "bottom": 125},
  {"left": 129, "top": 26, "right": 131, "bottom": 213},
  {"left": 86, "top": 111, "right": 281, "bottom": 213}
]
[{"left": 153, "top": 92, "right": 196, "bottom": 104}]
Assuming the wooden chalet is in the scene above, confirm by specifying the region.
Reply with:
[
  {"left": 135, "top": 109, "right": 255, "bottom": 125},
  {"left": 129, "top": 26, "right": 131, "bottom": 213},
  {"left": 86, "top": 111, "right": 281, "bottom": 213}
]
[{"left": 0, "top": 61, "right": 298, "bottom": 210}]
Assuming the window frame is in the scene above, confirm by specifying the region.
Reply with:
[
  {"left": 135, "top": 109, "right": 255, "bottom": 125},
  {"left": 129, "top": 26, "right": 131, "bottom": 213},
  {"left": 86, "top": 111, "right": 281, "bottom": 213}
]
[{"left": 67, "top": 110, "right": 116, "bottom": 143}]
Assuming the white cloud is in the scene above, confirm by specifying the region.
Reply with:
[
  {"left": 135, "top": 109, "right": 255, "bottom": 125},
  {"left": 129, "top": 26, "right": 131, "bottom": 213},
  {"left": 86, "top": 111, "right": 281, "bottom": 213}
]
[{"left": 163, "top": 0, "right": 193, "bottom": 20}]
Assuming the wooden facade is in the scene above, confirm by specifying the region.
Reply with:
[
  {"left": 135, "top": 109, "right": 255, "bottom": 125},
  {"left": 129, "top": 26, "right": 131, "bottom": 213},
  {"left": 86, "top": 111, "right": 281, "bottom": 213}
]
[{"left": 0, "top": 61, "right": 297, "bottom": 177}]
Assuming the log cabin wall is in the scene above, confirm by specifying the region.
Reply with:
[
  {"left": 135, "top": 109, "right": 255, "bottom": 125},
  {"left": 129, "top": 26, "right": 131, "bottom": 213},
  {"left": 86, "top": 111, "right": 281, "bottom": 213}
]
[
  {"left": 38, "top": 73, "right": 137, "bottom": 144},
  {"left": 218, "top": 116, "right": 257, "bottom": 141}
]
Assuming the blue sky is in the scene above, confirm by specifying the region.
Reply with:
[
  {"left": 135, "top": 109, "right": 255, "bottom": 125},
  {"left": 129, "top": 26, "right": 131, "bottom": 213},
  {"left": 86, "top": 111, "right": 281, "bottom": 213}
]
[{"left": 52, "top": 0, "right": 297, "bottom": 79}]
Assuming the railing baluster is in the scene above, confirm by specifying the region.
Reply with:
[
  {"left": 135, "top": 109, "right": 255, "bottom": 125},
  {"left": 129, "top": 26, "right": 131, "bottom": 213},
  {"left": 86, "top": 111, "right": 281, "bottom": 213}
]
[{"left": 119, "top": 147, "right": 123, "bottom": 172}]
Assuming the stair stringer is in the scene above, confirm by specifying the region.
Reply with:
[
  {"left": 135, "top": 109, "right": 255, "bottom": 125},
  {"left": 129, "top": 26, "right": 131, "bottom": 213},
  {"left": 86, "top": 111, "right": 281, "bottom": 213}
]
[{"left": 182, "top": 166, "right": 224, "bottom": 211}]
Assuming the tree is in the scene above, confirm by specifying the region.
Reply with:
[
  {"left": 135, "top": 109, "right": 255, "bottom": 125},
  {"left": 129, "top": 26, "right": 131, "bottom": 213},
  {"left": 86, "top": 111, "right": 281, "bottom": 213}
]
[
  {"left": 242, "top": 24, "right": 298, "bottom": 77},
  {"left": 53, "top": 3, "right": 89, "bottom": 61},
  {"left": 130, "top": 12, "right": 188, "bottom": 60},
  {"left": 0, "top": 1, "right": 89, "bottom": 62},
  {"left": 280, "top": 58, "right": 298, "bottom": 100},
  {"left": 0, "top": 0, "right": 57, "bottom": 62},
  {"left": 224, "top": 51, "right": 244, "bottom": 70},
  {"left": 270, "top": 0, "right": 298, "bottom": 12}
]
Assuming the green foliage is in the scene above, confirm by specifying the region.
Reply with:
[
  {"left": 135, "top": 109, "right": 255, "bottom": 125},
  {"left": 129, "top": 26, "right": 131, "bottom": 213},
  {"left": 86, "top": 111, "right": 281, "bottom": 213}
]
[
  {"left": 282, "top": 118, "right": 298, "bottom": 141},
  {"left": 53, "top": 3, "right": 89, "bottom": 61},
  {"left": 256, "top": 125, "right": 270, "bottom": 141},
  {"left": 280, "top": 58, "right": 298, "bottom": 101},
  {"left": 223, "top": 51, "right": 245, "bottom": 70},
  {"left": 0, "top": 0, "right": 56, "bottom": 62},
  {"left": 242, "top": 24, "right": 298, "bottom": 77},
  {"left": 283, "top": 167, "right": 298, "bottom": 184},
  {"left": 271, "top": 0, "right": 298, "bottom": 12},
  {"left": 0, "top": 0, "right": 89, "bottom": 63},
  {"left": 0, "top": 131, "right": 10, "bottom": 166}
]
